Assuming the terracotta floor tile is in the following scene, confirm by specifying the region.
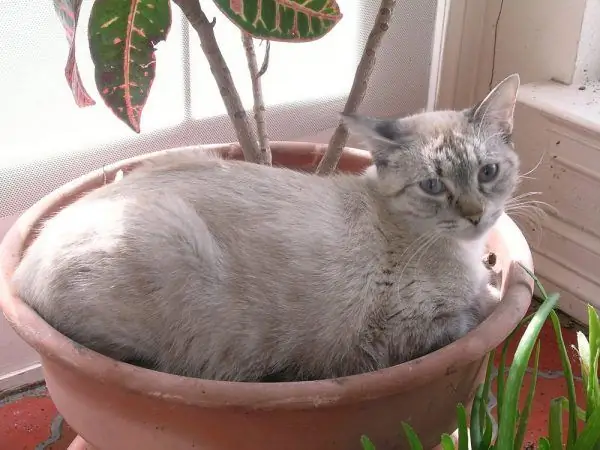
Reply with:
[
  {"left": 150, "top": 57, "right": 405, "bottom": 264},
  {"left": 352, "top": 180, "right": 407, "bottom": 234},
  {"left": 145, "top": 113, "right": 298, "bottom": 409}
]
[
  {"left": 0, "top": 385, "right": 75, "bottom": 450},
  {"left": 0, "top": 303, "right": 590, "bottom": 449}
]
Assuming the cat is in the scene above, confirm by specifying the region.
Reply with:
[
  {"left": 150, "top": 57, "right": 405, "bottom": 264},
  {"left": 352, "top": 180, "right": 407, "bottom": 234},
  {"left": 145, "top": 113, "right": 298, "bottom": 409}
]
[{"left": 13, "top": 74, "right": 521, "bottom": 382}]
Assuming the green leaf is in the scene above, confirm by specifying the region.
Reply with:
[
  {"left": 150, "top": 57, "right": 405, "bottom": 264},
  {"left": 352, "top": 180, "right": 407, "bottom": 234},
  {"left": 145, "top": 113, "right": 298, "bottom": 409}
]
[
  {"left": 88, "top": 0, "right": 172, "bottom": 132},
  {"left": 53, "top": 0, "right": 96, "bottom": 107},
  {"left": 574, "top": 405, "right": 600, "bottom": 450},
  {"left": 497, "top": 312, "right": 534, "bottom": 423},
  {"left": 495, "top": 292, "right": 560, "bottom": 450},
  {"left": 539, "top": 437, "right": 551, "bottom": 450},
  {"left": 557, "top": 397, "right": 587, "bottom": 422},
  {"left": 548, "top": 397, "right": 564, "bottom": 450},
  {"left": 587, "top": 305, "right": 600, "bottom": 419},
  {"left": 456, "top": 403, "right": 469, "bottom": 450},
  {"left": 514, "top": 341, "right": 541, "bottom": 450},
  {"left": 212, "top": 0, "right": 343, "bottom": 41},
  {"left": 440, "top": 434, "right": 456, "bottom": 450},
  {"left": 360, "top": 435, "right": 376, "bottom": 450},
  {"left": 577, "top": 331, "right": 591, "bottom": 390},
  {"left": 481, "top": 408, "right": 494, "bottom": 450},
  {"left": 550, "top": 311, "right": 578, "bottom": 449},
  {"left": 401, "top": 423, "right": 424, "bottom": 450},
  {"left": 481, "top": 350, "right": 495, "bottom": 427},
  {"left": 470, "top": 385, "right": 483, "bottom": 450},
  {"left": 519, "top": 263, "right": 549, "bottom": 300}
]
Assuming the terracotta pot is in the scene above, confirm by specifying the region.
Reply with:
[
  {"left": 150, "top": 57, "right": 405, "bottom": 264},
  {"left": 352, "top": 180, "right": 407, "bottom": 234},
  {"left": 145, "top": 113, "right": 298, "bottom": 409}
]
[{"left": 0, "top": 142, "right": 534, "bottom": 450}]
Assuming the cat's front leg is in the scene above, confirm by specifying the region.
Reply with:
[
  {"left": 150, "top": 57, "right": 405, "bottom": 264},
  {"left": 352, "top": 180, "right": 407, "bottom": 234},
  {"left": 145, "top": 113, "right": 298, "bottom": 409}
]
[{"left": 477, "top": 282, "right": 502, "bottom": 321}]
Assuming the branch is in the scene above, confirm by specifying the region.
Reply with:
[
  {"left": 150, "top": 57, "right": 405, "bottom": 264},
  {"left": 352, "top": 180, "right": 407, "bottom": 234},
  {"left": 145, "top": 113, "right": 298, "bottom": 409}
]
[
  {"left": 315, "top": 0, "right": 397, "bottom": 175},
  {"left": 172, "top": 0, "right": 268, "bottom": 165},
  {"left": 242, "top": 33, "right": 271, "bottom": 165}
]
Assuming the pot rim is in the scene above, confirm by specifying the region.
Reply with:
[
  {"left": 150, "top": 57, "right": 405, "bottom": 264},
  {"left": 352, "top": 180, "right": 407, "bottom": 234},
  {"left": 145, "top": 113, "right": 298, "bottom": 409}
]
[{"left": 0, "top": 142, "right": 534, "bottom": 410}]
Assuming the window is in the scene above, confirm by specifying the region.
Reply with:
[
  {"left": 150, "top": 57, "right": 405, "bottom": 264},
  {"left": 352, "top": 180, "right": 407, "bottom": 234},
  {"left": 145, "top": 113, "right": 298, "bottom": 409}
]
[
  {"left": 0, "top": 0, "right": 439, "bottom": 388},
  {"left": 0, "top": 0, "right": 361, "bottom": 215}
]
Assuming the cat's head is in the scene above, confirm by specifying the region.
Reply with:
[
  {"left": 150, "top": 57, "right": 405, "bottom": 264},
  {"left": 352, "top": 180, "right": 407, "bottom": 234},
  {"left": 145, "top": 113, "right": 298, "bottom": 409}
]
[{"left": 344, "top": 74, "right": 520, "bottom": 241}]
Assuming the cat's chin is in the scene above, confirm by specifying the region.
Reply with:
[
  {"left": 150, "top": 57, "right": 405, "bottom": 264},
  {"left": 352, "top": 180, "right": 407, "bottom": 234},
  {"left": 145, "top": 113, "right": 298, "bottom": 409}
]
[{"left": 450, "top": 224, "right": 494, "bottom": 242}]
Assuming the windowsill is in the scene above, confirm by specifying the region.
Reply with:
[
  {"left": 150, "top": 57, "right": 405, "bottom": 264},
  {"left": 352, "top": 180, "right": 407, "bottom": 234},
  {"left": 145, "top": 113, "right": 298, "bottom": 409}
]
[
  {"left": 518, "top": 81, "right": 600, "bottom": 134},
  {"left": 513, "top": 80, "right": 600, "bottom": 326}
]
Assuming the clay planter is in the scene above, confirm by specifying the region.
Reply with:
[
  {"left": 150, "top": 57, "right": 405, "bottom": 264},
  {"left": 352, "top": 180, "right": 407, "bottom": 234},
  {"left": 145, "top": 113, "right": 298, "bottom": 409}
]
[{"left": 0, "top": 142, "right": 534, "bottom": 450}]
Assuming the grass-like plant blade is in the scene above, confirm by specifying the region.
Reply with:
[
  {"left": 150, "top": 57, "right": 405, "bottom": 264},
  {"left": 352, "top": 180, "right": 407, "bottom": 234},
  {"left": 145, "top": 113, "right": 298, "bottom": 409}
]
[
  {"left": 549, "top": 310, "right": 578, "bottom": 448},
  {"left": 587, "top": 305, "right": 600, "bottom": 416},
  {"left": 539, "top": 437, "right": 551, "bottom": 450},
  {"left": 577, "top": 330, "right": 591, "bottom": 395},
  {"left": 481, "top": 350, "right": 496, "bottom": 426},
  {"left": 548, "top": 397, "right": 564, "bottom": 450},
  {"left": 497, "top": 313, "right": 533, "bottom": 422},
  {"left": 520, "top": 264, "right": 548, "bottom": 300},
  {"left": 557, "top": 397, "right": 587, "bottom": 422},
  {"left": 457, "top": 403, "right": 469, "bottom": 450},
  {"left": 470, "top": 385, "right": 484, "bottom": 450},
  {"left": 495, "top": 292, "right": 560, "bottom": 450},
  {"left": 573, "top": 405, "right": 600, "bottom": 450},
  {"left": 481, "top": 407, "right": 494, "bottom": 450},
  {"left": 514, "top": 341, "right": 541, "bottom": 450},
  {"left": 440, "top": 433, "right": 456, "bottom": 450},
  {"left": 401, "top": 423, "right": 424, "bottom": 450},
  {"left": 360, "top": 435, "right": 376, "bottom": 450}
]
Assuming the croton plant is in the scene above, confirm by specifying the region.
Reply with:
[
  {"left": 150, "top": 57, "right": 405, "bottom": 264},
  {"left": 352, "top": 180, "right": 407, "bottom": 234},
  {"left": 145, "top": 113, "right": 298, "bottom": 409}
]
[{"left": 53, "top": 0, "right": 396, "bottom": 171}]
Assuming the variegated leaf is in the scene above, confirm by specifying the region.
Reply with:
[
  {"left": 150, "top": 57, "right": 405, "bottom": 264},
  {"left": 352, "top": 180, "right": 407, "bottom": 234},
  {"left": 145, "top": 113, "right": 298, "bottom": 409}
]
[
  {"left": 88, "top": 0, "right": 172, "bottom": 133},
  {"left": 213, "top": 0, "right": 342, "bottom": 41},
  {"left": 53, "top": 0, "right": 96, "bottom": 107}
]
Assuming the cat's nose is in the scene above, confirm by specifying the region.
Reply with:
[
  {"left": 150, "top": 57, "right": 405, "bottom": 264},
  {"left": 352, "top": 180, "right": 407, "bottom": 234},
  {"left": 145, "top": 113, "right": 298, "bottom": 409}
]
[
  {"left": 457, "top": 198, "right": 484, "bottom": 225},
  {"left": 465, "top": 214, "right": 482, "bottom": 226}
]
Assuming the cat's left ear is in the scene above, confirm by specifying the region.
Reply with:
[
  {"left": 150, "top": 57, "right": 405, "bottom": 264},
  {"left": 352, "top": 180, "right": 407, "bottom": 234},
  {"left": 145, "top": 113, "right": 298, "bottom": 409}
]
[{"left": 469, "top": 73, "right": 520, "bottom": 134}]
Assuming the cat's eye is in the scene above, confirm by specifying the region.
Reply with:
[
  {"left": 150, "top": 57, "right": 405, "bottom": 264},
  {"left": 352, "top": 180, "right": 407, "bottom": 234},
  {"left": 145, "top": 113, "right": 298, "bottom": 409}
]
[
  {"left": 419, "top": 178, "right": 446, "bottom": 195},
  {"left": 478, "top": 163, "right": 499, "bottom": 183}
]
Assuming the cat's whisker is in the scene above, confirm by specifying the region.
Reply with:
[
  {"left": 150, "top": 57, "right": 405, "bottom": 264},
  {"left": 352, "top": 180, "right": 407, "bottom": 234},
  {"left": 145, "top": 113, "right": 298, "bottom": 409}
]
[
  {"left": 518, "top": 174, "right": 536, "bottom": 181},
  {"left": 521, "top": 151, "right": 546, "bottom": 178},
  {"left": 397, "top": 232, "right": 440, "bottom": 283},
  {"left": 414, "top": 233, "right": 443, "bottom": 273},
  {"left": 506, "top": 203, "right": 547, "bottom": 245},
  {"left": 508, "top": 210, "right": 545, "bottom": 246},
  {"left": 507, "top": 191, "right": 542, "bottom": 203},
  {"left": 506, "top": 199, "right": 557, "bottom": 216},
  {"left": 394, "top": 231, "right": 436, "bottom": 265}
]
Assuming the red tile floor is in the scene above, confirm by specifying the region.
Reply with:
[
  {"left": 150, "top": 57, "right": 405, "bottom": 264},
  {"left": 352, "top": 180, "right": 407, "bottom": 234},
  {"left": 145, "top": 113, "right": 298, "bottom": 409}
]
[{"left": 0, "top": 302, "right": 588, "bottom": 450}]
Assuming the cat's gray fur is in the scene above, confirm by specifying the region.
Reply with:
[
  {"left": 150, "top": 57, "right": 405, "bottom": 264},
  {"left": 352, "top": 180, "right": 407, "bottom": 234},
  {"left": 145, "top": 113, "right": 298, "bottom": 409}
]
[{"left": 13, "top": 75, "right": 521, "bottom": 382}]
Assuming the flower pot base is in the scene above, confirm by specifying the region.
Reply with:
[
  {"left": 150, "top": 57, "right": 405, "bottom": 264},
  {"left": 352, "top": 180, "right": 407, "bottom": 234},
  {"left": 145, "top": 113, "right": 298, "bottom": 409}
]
[{"left": 68, "top": 435, "right": 97, "bottom": 450}]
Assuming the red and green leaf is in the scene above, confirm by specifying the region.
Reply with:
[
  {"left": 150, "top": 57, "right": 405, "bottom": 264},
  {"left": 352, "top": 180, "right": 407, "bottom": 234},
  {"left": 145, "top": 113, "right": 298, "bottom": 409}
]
[
  {"left": 53, "top": 0, "right": 96, "bottom": 107},
  {"left": 213, "top": 0, "right": 342, "bottom": 42},
  {"left": 88, "top": 0, "right": 172, "bottom": 133}
]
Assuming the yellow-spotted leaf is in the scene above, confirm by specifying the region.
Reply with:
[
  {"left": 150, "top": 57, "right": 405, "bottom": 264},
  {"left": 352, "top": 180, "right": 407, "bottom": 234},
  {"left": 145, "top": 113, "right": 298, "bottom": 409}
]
[
  {"left": 53, "top": 0, "right": 96, "bottom": 107},
  {"left": 213, "top": 0, "right": 342, "bottom": 41},
  {"left": 88, "top": 0, "right": 172, "bottom": 133}
]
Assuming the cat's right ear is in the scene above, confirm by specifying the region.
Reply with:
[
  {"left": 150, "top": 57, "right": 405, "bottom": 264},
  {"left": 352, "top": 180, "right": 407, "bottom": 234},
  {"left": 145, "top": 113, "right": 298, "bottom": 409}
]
[
  {"left": 341, "top": 114, "right": 408, "bottom": 169},
  {"left": 341, "top": 113, "right": 402, "bottom": 145}
]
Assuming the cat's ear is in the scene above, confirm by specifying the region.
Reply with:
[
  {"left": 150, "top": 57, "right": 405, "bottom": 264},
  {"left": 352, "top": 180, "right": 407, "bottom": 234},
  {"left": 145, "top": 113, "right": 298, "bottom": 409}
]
[
  {"left": 469, "top": 73, "right": 520, "bottom": 135},
  {"left": 341, "top": 113, "right": 403, "bottom": 144}
]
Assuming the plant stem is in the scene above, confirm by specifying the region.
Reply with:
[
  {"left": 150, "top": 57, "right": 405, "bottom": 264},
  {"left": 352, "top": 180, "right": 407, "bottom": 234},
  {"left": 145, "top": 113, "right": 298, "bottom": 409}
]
[
  {"left": 316, "top": 0, "right": 397, "bottom": 175},
  {"left": 242, "top": 33, "right": 271, "bottom": 165},
  {"left": 172, "top": 0, "right": 267, "bottom": 165}
]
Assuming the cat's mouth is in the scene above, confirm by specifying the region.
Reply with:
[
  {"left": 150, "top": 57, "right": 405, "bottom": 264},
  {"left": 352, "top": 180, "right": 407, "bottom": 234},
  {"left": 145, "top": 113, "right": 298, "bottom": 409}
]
[{"left": 452, "top": 210, "right": 503, "bottom": 241}]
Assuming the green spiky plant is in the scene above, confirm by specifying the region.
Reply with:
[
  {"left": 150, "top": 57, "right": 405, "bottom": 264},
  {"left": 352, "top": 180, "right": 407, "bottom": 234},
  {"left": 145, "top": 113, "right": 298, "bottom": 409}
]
[
  {"left": 361, "top": 266, "right": 600, "bottom": 450},
  {"left": 53, "top": 0, "right": 397, "bottom": 172}
]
